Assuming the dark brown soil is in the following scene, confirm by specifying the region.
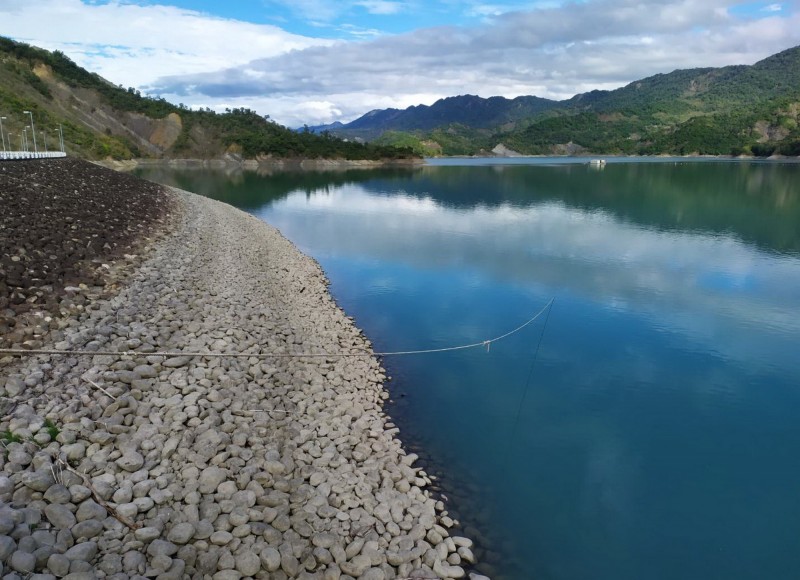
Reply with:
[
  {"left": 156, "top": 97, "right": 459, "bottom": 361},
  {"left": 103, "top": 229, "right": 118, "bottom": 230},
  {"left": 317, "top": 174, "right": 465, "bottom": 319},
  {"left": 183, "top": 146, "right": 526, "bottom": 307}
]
[{"left": 0, "top": 157, "right": 176, "bottom": 349}]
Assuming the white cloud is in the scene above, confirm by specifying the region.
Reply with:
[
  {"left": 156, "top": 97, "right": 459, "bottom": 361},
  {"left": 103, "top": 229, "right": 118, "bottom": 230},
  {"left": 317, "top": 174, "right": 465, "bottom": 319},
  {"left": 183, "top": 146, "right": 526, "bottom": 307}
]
[
  {"left": 263, "top": 0, "right": 415, "bottom": 22},
  {"left": 171, "top": 91, "right": 447, "bottom": 128},
  {"left": 150, "top": 0, "right": 800, "bottom": 125},
  {"left": 336, "top": 23, "right": 385, "bottom": 38},
  {"left": 2, "top": 0, "right": 799, "bottom": 127},
  {"left": 356, "top": 1, "right": 406, "bottom": 15},
  {"left": 0, "top": 0, "right": 330, "bottom": 89},
  {"left": 463, "top": 1, "right": 548, "bottom": 19},
  {"left": 763, "top": 3, "right": 783, "bottom": 12},
  {"left": 262, "top": 0, "right": 344, "bottom": 22}
]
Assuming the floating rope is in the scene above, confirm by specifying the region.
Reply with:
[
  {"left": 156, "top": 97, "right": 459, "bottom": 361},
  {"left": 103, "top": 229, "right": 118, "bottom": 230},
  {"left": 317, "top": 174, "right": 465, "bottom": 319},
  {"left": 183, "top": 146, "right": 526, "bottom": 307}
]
[{"left": 0, "top": 299, "right": 553, "bottom": 360}]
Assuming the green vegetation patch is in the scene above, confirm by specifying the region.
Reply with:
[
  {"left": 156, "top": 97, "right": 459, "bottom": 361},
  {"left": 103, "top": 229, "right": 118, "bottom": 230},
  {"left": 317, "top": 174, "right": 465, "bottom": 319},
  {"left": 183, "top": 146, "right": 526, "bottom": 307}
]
[
  {"left": 43, "top": 419, "right": 60, "bottom": 440},
  {"left": 1, "top": 430, "right": 23, "bottom": 444}
]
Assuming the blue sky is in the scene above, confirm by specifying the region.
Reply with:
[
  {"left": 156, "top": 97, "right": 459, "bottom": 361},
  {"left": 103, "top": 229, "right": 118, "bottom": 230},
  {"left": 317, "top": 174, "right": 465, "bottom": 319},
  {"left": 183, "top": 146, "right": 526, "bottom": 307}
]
[
  {"left": 729, "top": 0, "right": 789, "bottom": 17},
  {"left": 123, "top": 0, "right": 551, "bottom": 36},
  {"left": 2, "top": 0, "right": 799, "bottom": 126}
]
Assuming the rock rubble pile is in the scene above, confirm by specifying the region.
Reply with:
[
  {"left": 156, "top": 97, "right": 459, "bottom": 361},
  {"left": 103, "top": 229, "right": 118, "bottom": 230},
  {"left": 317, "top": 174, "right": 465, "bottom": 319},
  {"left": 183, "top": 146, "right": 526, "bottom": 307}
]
[{"left": 1, "top": 161, "right": 485, "bottom": 579}]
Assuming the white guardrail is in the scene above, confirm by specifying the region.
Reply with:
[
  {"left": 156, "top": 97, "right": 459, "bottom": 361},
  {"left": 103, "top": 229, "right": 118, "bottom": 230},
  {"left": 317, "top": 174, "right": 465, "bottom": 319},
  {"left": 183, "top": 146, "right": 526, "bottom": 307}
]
[{"left": 0, "top": 151, "right": 67, "bottom": 160}]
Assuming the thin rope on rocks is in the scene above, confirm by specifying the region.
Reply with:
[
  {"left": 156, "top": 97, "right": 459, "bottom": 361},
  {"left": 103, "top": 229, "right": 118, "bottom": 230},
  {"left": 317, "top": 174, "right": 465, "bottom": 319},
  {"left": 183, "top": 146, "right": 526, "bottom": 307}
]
[{"left": 0, "top": 299, "right": 554, "bottom": 361}]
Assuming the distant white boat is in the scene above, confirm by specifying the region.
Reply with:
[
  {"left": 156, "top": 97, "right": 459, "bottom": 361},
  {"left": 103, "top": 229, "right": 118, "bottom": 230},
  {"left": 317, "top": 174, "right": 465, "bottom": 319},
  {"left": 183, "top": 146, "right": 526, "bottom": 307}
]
[{"left": 588, "top": 159, "right": 607, "bottom": 166}]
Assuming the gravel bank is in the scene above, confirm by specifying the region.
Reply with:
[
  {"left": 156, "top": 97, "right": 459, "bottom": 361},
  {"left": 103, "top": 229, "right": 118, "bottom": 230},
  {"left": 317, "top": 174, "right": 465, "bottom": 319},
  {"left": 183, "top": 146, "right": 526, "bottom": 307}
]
[
  {"left": 1, "top": 165, "right": 484, "bottom": 579},
  {"left": 0, "top": 158, "right": 175, "bottom": 351}
]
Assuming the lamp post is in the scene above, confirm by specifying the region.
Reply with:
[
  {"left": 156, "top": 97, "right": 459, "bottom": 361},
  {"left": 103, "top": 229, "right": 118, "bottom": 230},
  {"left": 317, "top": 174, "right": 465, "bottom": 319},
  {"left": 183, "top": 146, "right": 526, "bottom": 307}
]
[
  {"left": 42, "top": 130, "right": 48, "bottom": 153},
  {"left": 23, "top": 110, "right": 37, "bottom": 153},
  {"left": 23, "top": 127, "right": 29, "bottom": 152},
  {"left": 58, "top": 124, "right": 64, "bottom": 153},
  {"left": 0, "top": 116, "right": 6, "bottom": 152}
]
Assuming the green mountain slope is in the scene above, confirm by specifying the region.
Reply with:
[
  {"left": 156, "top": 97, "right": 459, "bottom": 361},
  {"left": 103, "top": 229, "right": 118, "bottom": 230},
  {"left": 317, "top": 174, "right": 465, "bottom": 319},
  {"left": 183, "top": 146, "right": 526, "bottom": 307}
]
[
  {"left": 505, "top": 47, "right": 800, "bottom": 156},
  {"left": 324, "top": 45, "right": 800, "bottom": 156},
  {"left": 0, "top": 37, "right": 416, "bottom": 161}
]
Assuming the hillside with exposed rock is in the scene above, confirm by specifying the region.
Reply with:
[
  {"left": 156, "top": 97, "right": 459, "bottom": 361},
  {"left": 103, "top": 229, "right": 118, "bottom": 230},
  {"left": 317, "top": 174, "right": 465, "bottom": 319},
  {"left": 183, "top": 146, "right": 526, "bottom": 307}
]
[{"left": 0, "top": 37, "right": 417, "bottom": 162}]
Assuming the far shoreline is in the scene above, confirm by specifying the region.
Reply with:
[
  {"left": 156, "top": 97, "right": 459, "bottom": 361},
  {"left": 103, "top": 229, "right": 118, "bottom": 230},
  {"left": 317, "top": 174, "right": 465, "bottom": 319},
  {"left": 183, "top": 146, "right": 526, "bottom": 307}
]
[
  {"left": 99, "top": 155, "right": 425, "bottom": 172},
  {"left": 98, "top": 153, "right": 800, "bottom": 173},
  {"left": 425, "top": 153, "right": 800, "bottom": 162}
]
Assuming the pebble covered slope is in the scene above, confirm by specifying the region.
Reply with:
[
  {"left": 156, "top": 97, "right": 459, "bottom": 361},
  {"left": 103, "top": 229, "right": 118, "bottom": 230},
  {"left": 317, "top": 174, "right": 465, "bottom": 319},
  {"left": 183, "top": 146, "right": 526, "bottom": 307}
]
[
  {"left": 0, "top": 159, "right": 483, "bottom": 579},
  {"left": 0, "top": 158, "right": 176, "bottom": 350}
]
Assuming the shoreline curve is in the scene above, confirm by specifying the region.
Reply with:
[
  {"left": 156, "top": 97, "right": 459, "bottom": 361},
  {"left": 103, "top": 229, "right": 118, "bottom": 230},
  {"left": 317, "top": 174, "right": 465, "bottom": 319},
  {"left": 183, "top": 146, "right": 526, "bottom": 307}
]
[{"left": 0, "top": 159, "right": 484, "bottom": 579}]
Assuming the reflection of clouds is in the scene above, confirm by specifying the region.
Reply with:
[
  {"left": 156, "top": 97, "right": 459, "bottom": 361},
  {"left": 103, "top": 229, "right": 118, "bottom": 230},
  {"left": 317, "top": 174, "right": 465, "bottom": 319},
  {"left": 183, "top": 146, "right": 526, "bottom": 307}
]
[
  {"left": 282, "top": 190, "right": 440, "bottom": 214},
  {"left": 581, "top": 431, "right": 637, "bottom": 531},
  {"left": 262, "top": 183, "right": 800, "bottom": 373}
]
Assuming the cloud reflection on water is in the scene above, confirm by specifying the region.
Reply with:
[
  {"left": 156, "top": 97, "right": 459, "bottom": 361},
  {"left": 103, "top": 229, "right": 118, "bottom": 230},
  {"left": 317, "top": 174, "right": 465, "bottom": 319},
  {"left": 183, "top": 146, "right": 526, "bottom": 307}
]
[{"left": 264, "top": 184, "right": 800, "bottom": 374}]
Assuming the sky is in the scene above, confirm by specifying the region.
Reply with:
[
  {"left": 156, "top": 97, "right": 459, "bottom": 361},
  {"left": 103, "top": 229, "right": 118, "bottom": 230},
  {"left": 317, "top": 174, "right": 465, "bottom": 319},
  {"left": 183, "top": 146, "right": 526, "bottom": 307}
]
[{"left": 1, "top": 0, "right": 799, "bottom": 127}]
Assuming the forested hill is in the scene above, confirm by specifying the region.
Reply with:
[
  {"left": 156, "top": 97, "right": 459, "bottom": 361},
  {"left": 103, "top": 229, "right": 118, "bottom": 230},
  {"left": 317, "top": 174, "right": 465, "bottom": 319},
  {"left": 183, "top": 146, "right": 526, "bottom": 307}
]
[
  {"left": 321, "top": 45, "right": 800, "bottom": 157},
  {"left": 0, "top": 37, "right": 416, "bottom": 161}
]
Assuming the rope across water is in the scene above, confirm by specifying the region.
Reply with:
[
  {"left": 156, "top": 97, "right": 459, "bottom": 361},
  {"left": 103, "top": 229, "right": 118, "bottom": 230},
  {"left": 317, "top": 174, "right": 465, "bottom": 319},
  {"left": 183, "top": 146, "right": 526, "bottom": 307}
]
[{"left": 0, "top": 299, "right": 554, "bottom": 360}]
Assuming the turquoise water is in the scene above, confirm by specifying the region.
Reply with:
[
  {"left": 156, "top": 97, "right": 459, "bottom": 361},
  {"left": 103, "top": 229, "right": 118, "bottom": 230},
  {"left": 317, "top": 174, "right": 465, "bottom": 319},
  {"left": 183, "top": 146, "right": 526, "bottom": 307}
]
[{"left": 137, "top": 160, "right": 800, "bottom": 579}]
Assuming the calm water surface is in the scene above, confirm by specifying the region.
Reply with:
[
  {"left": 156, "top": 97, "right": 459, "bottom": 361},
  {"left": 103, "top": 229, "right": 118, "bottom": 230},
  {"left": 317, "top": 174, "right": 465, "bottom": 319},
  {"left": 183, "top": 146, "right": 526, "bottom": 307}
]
[{"left": 137, "top": 159, "right": 800, "bottom": 580}]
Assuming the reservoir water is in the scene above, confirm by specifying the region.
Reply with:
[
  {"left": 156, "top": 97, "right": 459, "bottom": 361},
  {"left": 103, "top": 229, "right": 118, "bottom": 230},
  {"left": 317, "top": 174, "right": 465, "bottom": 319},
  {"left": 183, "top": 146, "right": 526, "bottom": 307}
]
[{"left": 137, "top": 159, "right": 800, "bottom": 580}]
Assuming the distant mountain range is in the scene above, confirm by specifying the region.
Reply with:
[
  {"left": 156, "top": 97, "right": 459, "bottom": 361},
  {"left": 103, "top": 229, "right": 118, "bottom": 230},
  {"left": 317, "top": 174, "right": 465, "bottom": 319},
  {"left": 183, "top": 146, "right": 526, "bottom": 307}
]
[
  {"left": 310, "top": 45, "right": 800, "bottom": 157},
  {"left": 308, "top": 95, "right": 557, "bottom": 139}
]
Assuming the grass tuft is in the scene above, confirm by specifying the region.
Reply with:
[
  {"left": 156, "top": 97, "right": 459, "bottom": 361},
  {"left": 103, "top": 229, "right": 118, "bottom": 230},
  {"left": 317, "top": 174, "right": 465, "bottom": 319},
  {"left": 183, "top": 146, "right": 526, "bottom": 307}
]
[{"left": 43, "top": 418, "right": 60, "bottom": 440}]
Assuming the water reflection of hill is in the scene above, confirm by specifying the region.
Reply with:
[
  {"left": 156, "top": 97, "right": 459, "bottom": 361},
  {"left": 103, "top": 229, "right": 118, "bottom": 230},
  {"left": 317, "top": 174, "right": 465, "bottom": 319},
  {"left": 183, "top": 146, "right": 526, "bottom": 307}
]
[
  {"left": 405, "top": 163, "right": 800, "bottom": 255},
  {"left": 134, "top": 167, "right": 417, "bottom": 210},
  {"left": 136, "top": 162, "right": 800, "bottom": 255}
]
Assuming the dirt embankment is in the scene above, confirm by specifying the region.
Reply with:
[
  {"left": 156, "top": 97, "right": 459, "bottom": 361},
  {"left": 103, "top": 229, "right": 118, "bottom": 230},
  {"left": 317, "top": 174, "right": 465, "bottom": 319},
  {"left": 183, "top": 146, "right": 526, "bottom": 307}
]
[{"left": 0, "top": 158, "right": 176, "bottom": 351}]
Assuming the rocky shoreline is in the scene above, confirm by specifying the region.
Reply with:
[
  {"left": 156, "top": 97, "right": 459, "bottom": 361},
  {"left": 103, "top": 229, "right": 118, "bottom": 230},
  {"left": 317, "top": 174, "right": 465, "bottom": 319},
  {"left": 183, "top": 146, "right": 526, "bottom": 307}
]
[{"left": 0, "top": 159, "right": 484, "bottom": 579}]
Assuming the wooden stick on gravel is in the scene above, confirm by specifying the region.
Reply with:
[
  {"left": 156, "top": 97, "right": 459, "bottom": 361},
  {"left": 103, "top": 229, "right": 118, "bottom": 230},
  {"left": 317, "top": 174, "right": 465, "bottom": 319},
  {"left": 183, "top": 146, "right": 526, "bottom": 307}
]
[
  {"left": 83, "top": 377, "right": 117, "bottom": 400},
  {"left": 57, "top": 458, "right": 141, "bottom": 530}
]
